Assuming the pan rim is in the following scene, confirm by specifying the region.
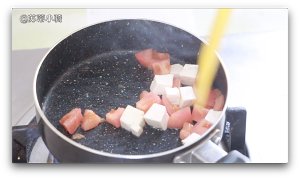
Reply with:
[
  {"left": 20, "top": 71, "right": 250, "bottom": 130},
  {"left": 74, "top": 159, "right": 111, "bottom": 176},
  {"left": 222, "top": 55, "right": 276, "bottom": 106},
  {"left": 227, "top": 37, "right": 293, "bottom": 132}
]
[{"left": 33, "top": 18, "right": 229, "bottom": 160}]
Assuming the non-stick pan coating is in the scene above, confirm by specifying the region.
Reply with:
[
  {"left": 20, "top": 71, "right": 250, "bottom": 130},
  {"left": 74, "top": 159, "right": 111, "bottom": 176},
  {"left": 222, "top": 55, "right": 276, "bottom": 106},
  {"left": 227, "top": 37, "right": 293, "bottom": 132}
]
[
  {"left": 43, "top": 50, "right": 185, "bottom": 155},
  {"left": 37, "top": 20, "right": 227, "bottom": 156}
]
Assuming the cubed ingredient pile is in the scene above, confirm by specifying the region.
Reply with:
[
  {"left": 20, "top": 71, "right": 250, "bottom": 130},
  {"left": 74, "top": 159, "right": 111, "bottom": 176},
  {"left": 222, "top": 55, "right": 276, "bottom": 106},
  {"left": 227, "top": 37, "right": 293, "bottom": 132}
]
[{"left": 59, "top": 49, "right": 225, "bottom": 144}]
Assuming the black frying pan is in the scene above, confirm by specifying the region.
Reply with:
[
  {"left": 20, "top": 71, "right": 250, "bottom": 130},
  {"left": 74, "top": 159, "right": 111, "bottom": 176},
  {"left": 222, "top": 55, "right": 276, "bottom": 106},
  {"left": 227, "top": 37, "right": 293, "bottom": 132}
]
[
  {"left": 44, "top": 50, "right": 184, "bottom": 155},
  {"left": 34, "top": 19, "right": 228, "bottom": 162}
]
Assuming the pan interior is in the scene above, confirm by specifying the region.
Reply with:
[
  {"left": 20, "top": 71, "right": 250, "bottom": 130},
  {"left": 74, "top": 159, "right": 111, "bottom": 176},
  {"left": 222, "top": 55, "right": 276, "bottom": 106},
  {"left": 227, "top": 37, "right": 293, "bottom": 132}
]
[{"left": 43, "top": 50, "right": 184, "bottom": 155}]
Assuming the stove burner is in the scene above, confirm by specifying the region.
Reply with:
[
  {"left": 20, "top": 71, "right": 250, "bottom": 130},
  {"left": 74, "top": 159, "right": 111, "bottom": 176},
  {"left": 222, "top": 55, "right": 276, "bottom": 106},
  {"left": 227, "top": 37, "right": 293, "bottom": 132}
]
[{"left": 12, "top": 108, "right": 249, "bottom": 163}]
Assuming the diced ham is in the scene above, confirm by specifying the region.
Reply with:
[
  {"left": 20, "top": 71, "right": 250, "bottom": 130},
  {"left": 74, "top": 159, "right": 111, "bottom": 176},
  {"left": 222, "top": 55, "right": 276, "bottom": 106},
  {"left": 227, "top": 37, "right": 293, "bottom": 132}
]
[
  {"left": 161, "top": 95, "right": 180, "bottom": 115},
  {"left": 167, "top": 107, "right": 192, "bottom": 129},
  {"left": 183, "top": 122, "right": 194, "bottom": 131},
  {"left": 213, "top": 94, "right": 225, "bottom": 111},
  {"left": 179, "top": 122, "right": 194, "bottom": 140},
  {"left": 192, "top": 119, "right": 212, "bottom": 135},
  {"left": 199, "top": 119, "right": 212, "bottom": 128},
  {"left": 139, "top": 90, "right": 150, "bottom": 100},
  {"left": 81, "top": 109, "right": 104, "bottom": 131},
  {"left": 180, "top": 129, "right": 191, "bottom": 140},
  {"left": 59, "top": 108, "right": 83, "bottom": 134},
  {"left": 105, "top": 107, "right": 125, "bottom": 128},
  {"left": 134, "top": 49, "right": 170, "bottom": 72},
  {"left": 152, "top": 60, "right": 171, "bottom": 75},
  {"left": 134, "top": 49, "right": 154, "bottom": 68},
  {"left": 206, "top": 89, "right": 222, "bottom": 109},
  {"left": 136, "top": 92, "right": 161, "bottom": 112},
  {"left": 192, "top": 125, "right": 208, "bottom": 135},
  {"left": 192, "top": 106, "right": 209, "bottom": 122},
  {"left": 173, "top": 77, "right": 181, "bottom": 88},
  {"left": 72, "top": 133, "right": 85, "bottom": 140},
  {"left": 152, "top": 50, "right": 170, "bottom": 61}
]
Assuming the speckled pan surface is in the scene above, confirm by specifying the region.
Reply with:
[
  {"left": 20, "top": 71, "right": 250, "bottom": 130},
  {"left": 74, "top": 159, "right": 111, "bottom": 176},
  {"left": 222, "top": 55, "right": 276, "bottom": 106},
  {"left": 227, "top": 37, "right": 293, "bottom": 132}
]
[{"left": 37, "top": 19, "right": 227, "bottom": 155}]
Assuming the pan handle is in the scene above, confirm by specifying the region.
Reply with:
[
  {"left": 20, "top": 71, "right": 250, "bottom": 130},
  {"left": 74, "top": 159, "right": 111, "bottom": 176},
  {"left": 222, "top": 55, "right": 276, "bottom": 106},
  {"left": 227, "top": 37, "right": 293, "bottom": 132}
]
[
  {"left": 191, "top": 140, "right": 250, "bottom": 163},
  {"left": 12, "top": 119, "right": 40, "bottom": 163},
  {"left": 217, "top": 150, "right": 250, "bottom": 163},
  {"left": 173, "top": 107, "right": 251, "bottom": 163},
  {"left": 173, "top": 133, "right": 250, "bottom": 163},
  {"left": 174, "top": 140, "right": 250, "bottom": 163}
]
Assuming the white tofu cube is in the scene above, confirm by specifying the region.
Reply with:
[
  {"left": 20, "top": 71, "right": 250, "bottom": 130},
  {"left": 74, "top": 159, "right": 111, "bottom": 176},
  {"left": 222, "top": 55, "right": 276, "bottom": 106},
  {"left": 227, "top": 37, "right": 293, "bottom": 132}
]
[
  {"left": 182, "top": 133, "right": 202, "bottom": 145},
  {"left": 164, "top": 87, "right": 180, "bottom": 105},
  {"left": 150, "top": 74, "right": 174, "bottom": 95},
  {"left": 120, "top": 105, "right": 145, "bottom": 136},
  {"left": 170, "top": 64, "right": 183, "bottom": 78},
  {"left": 144, "top": 103, "right": 169, "bottom": 130},
  {"left": 137, "top": 118, "right": 146, "bottom": 128},
  {"left": 205, "top": 110, "right": 222, "bottom": 124},
  {"left": 179, "top": 64, "right": 198, "bottom": 85},
  {"left": 179, "top": 86, "right": 196, "bottom": 108},
  {"left": 131, "top": 124, "right": 143, "bottom": 137}
]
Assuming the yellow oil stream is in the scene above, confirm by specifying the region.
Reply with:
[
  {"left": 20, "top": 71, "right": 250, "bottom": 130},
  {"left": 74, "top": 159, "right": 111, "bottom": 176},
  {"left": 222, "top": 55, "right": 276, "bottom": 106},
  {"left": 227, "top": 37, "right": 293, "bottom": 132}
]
[{"left": 195, "top": 9, "right": 231, "bottom": 108}]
